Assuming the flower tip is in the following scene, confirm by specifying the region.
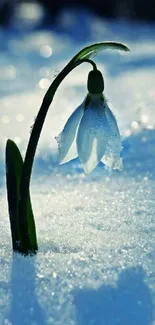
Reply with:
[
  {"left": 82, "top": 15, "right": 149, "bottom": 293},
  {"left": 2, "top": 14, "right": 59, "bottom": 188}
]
[
  {"left": 55, "top": 134, "right": 63, "bottom": 164},
  {"left": 113, "top": 158, "right": 123, "bottom": 171},
  {"left": 81, "top": 164, "right": 94, "bottom": 175}
]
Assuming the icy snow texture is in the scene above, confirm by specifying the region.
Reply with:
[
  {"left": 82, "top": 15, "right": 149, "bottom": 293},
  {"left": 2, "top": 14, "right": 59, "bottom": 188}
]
[{"left": 0, "top": 8, "right": 155, "bottom": 325}]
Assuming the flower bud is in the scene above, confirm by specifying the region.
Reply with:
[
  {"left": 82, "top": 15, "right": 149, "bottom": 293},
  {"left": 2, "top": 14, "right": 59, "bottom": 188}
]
[{"left": 87, "top": 70, "right": 104, "bottom": 94}]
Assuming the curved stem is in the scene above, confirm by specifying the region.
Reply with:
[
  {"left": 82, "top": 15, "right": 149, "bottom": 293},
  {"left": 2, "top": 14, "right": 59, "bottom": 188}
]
[
  {"left": 18, "top": 58, "right": 96, "bottom": 253},
  {"left": 80, "top": 59, "right": 97, "bottom": 70}
]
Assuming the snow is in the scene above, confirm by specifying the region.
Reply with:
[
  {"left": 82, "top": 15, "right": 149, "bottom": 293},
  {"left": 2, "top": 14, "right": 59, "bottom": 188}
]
[{"left": 0, "top": 8, "right": 155, "bottom": 325}]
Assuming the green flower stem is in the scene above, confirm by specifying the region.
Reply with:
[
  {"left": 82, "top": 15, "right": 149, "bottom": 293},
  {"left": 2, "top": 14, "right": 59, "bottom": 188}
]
[{"left": 18, "top": 58, "right": 96, "bottom": 254}]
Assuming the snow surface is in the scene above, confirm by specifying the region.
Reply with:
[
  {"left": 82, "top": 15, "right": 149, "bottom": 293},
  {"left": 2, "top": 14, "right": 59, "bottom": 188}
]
[{"left": 0, "top": 7, "right": 155, "bottom": 325}]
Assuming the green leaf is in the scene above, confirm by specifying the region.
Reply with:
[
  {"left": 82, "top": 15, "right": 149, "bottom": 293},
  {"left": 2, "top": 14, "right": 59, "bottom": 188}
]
[
  {"left": 6, "top": 140, "right": 38, "bottom": 254},
  {"left": 6, "top": 140, "right": 21, "bottom": 251},
  {"left": 71, "top": 41, "right": 130, "bottom": 64}
]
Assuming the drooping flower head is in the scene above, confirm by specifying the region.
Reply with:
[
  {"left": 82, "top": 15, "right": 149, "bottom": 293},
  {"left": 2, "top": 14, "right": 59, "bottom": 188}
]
[{"left": 56, "top": 68, "right": 122, "bottom": 174}]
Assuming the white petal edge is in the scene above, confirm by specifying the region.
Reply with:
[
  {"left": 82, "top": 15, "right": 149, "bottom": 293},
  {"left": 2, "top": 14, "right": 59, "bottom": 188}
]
[
  {"left": 55, "top": 101, "right": 84, "bottom": 164},
  {"left": 101, "top": 102, "right": 123, "bottom": 170},
  {"left": 77, "top": 98, "right": 109, "bottom": 174}
]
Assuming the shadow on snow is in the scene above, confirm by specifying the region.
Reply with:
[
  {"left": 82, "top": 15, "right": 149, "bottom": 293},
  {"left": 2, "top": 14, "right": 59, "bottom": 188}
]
[
  {"left": 7, "top": 254, "right": 46, "bottom": 325},
  {"left": 73, "top": 266, "right": 154, "bottom": 325}
]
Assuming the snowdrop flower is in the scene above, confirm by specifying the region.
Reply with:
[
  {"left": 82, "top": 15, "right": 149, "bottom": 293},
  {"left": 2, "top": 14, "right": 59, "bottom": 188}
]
[{"left": 56, "top": 69, "right": 122, "bottom": 174}]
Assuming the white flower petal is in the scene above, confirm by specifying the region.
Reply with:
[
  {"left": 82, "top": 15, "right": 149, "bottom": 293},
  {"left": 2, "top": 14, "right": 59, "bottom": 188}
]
[
  {"left": 56, "top": 102, "right": 84, "bottom": 164},
  {"left": 101, "top": 102, "right": 123, "bottom": 170},
  {"left": 77, "top": 98, "right": 109, "bottom": 174}
]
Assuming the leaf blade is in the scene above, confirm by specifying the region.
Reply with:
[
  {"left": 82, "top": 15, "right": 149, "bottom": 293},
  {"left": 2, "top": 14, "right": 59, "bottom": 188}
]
[
  {"left": 71, "top": 41, "right": 130, "bottom": 64},
  {"left": 6, "top": 139, "right": 38, "bottom": 254}
]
